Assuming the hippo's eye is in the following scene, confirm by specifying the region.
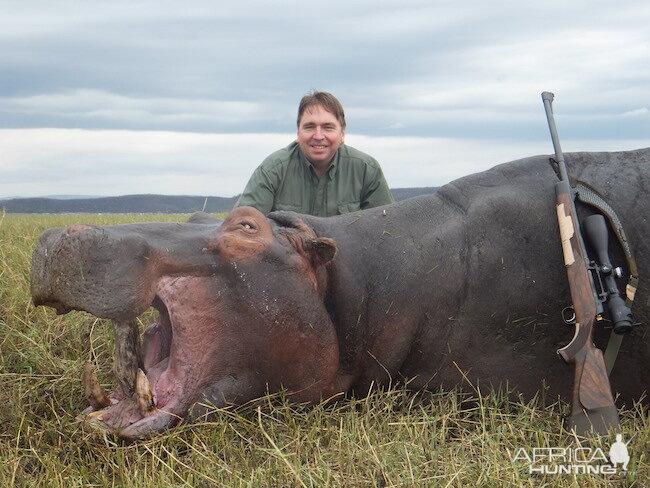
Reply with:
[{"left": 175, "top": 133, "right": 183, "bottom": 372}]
[{"left": 239, "top": 220, "right": 257, "bottom": 233}]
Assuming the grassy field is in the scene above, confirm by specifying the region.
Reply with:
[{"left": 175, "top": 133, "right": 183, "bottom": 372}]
[{"left": 0, "top": 212, "right": 647, "bottom": 487}]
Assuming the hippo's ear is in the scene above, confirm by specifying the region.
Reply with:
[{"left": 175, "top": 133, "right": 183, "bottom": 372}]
[
  {"left": 280, "top": 233, "right": 337, "bottom": 269},
  {"left": 269, "top": 212, "right": 337, "bottom": 266},
  {"left": 305, "top": 237, "right": 337, "bottom": 267}
]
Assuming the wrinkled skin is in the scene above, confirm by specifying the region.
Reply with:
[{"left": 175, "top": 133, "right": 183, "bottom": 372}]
[{"left": 31, "top": 149, "right": 649, "bottom": 439}]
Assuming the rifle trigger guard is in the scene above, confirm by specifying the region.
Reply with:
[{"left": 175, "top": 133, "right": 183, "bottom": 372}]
[{"left": 562, "top": 307, "right": 576, "bottom": 325}]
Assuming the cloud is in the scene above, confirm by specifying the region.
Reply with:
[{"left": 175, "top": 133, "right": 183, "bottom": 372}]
[
  {"left": 622, "top": 107, "right": 649, "bottom": 117},
  {"left": 2, "top": 90, "right": 274, "bottom": 128},
  {"left": 1, "top": 129, "right": 647, "bottom": 199},
  {"left": 0, "top": 129, "right": 285, "bottom": 197},
  {"left": 0, "top": 1, "right": 648, "bottom": 197}
]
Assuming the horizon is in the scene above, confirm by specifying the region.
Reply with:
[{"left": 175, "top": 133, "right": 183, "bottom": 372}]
[{"left": 1, "top": 183, "right": 443, "bottom": 201}]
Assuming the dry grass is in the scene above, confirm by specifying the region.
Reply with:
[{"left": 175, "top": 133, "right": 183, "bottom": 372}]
[{"left": 0, "top": 212, "right": 648, "bottom": 487}]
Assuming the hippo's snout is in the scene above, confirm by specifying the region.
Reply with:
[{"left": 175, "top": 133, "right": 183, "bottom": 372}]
[
  {"left": 30, "top": 225, "right": 202, "bottom": 439},
  {"left": 30, "top": 224, "right": 156, "bottom": 320}
]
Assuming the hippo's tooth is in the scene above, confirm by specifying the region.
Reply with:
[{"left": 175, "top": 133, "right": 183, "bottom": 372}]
[
  {"left": 135, "top": 368, "right": 156, "bottom": 416},
  {"left": 82, "top": 362, "right": 112, "bottom": 409},
  {"left": 86, "top": 410, "right": 104, "bottom": 421}
]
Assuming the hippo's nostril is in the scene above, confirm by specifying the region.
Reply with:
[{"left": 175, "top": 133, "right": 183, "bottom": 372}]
[{"left": 66, "top": 224, "right": 93, "bottom": 235}]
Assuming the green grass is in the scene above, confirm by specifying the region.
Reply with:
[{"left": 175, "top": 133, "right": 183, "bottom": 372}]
[{"left": 1, "top": 212, "right": 648, "bottom": 487}]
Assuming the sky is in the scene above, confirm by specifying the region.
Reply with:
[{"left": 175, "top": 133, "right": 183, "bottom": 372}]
[{"left": 1, "top": 0, "right": 648, "bottom": 199}]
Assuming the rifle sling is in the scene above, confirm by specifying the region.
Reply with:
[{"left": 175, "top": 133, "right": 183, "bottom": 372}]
[
  {"left": 574, "top": 181, "right": 639, "bottom": 304},
  {"left": 549, "top": 158, "right": 639, "bottom": 373},
  {"left": 604, "top": 332, "right": 624, "bottom": 375},
  {"left": 574, "top": 181, "right": 640, "bottom": 374}
]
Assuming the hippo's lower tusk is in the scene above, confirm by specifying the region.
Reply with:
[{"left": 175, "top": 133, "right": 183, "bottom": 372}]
[
  {"left": 86, "top": 410, "right": 105, "bottom": 421},
  {"left": 82, "top": 362, "right": 112, "bottom": 409},
  {"left": 135, "top": 368, "right": 156, "bottom": 416},
  {"left": 112, "top": 319, "right": 143, "bottom": 397}
]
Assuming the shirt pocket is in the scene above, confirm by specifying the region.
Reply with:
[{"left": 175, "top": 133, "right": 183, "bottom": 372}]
[{"left": 337, "top": 202, "right": 361, "bottom": 214}]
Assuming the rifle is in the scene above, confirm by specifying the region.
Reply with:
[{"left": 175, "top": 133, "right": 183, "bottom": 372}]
[{"left": 541, "top": 92, "right": 633, "bottom": 435}]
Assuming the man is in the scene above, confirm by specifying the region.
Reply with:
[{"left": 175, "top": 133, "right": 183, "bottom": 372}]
[{"left": 235, "top": 91, "right": 394, "bottom": 216}]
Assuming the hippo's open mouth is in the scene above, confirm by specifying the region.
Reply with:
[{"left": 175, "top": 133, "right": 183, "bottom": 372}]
[
  {"left": 80, "top": 275, "right": 224, "bottom": 439},
  {"left": 31, "top": 209, "right": 341, "bottom": 440}
]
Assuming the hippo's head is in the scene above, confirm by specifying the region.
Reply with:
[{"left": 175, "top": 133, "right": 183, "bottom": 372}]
[{"left": 31, "top": 207, "right": 339, "bottom": 439}]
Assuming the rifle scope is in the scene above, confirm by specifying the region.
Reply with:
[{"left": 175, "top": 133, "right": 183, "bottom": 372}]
[{"left": 583, "top": 214, "right": 633, "bottom": 334}]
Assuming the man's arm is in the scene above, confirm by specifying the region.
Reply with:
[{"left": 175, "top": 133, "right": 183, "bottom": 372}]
[
  {"left": 361, "top": 162, "right": 394, "bottom": 209},
  {"left": 234, "top": 165, "right": 277, "bottom": 214}
]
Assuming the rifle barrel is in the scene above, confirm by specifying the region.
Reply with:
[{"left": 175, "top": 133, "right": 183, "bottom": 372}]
[{"left": 541, "top": 92, "right": 569, "bottom": 182}]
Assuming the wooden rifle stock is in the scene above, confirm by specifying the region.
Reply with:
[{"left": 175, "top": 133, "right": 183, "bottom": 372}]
[
  {"left": 542, "top": 92, "right": 620, "bottom": 435},
  {"left": 555, "top": 190, "right": 619, "bottom": 434}
]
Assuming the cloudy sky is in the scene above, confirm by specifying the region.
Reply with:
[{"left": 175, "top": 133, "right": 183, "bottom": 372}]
[{"left": 1, "top": 0, "right": 648, "bottom": 198}]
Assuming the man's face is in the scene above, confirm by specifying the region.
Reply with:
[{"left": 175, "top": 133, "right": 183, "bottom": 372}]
[{"left": 297, "top": 104, "right": 345, "bottom": 168}]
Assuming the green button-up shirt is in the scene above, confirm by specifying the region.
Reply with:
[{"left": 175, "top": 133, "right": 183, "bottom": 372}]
[{"left": 235, "top": 142, "right": 394, "bottom": 216}]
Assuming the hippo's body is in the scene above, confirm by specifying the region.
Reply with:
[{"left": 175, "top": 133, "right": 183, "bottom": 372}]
[{"left": 31, "top": 149, "right": 650, "bottom": 438}]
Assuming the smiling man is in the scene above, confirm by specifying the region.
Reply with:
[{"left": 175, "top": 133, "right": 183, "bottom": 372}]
[{"left": 235, "top": 91, "right": 394, "bottom": 216}]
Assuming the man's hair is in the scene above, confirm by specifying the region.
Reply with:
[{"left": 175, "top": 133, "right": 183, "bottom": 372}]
[{"left": 297, "top": 91, "right": 346, "bottom": 129}]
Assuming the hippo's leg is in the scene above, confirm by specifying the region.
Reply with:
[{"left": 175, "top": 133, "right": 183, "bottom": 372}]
[{"left": 112, "top": 319, "right": 143, "bottom": 397}]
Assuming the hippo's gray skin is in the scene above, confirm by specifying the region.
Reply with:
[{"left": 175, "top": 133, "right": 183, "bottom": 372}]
[
  {"left": 298, "top": 149, "right": 649, "bottom": 403},
  {"left": 31, "top": 148, "right": 649, "bottom": 439}
]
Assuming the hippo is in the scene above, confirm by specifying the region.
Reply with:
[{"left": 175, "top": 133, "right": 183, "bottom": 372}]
[{"left": 30, "top": 148, "right": 649, "bottom": 439}]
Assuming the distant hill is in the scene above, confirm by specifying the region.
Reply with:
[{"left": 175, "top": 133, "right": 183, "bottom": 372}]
[
  {"left": 0, "top": 194, "right": 238, "bottom": 214},
  {"left": 0, "top": 188, "right": 437, "bottom": 214}
]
